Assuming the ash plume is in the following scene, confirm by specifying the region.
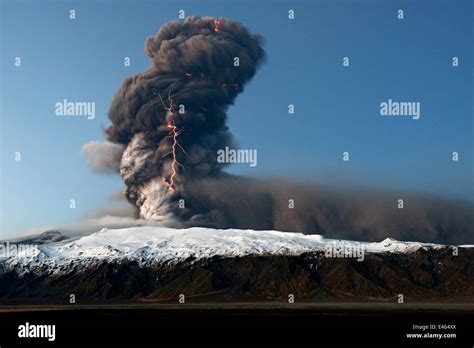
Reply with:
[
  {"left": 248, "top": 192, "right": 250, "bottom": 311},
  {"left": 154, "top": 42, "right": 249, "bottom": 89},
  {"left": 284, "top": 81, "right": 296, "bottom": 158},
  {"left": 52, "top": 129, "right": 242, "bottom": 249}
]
[
  {"left": 102, "top": 16, "right": 472, "bottom": 244},
  {"left": 107, "top": 16, "right": 265, "bottom": 221}
]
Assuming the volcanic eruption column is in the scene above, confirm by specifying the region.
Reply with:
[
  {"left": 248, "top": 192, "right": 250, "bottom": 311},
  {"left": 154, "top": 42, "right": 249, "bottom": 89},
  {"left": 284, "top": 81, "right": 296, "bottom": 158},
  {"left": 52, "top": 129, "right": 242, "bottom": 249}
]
[{"left": 106, "top": 17, "right": 265, "bottom": 220}]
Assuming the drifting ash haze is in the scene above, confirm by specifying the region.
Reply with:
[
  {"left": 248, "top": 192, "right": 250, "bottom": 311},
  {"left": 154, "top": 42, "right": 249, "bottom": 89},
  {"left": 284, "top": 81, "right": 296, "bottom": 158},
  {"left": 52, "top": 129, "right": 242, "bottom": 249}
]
[{"left": 83, "top": 16, "right": 473, "bottom": 245}]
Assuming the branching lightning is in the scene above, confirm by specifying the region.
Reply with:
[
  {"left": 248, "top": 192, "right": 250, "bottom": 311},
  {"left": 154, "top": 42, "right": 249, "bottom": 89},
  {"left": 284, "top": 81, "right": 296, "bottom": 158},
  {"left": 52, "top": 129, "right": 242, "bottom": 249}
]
[{"left": 158, "top": 92, "right": 184, "bottom": 192}]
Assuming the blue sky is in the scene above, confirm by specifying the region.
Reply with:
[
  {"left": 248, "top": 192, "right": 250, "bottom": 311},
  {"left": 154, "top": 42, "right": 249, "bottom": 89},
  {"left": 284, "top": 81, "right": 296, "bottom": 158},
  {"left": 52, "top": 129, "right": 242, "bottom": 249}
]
[{"left": 1, "top": 0, "right": 472, "bottom": 238}]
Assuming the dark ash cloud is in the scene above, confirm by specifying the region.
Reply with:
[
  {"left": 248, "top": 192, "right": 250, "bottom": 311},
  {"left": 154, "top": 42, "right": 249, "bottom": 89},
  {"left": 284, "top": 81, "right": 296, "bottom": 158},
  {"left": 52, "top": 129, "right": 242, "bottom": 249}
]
[{"left": 106, "top": 16, "right": 265, "bottom": 220}]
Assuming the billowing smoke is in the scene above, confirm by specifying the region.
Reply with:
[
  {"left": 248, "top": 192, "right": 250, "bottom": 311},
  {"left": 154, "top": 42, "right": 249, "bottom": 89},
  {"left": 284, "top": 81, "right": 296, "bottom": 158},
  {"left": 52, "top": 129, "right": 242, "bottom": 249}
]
[
  {"left": 106, "top": 16, "right": 265, "bottom": 221},
  {"left": 82, "top": 141, "right": 124, "bottom": 173},
  {"left": 102, "top": 16, "right": 472, "bottom": 244}
]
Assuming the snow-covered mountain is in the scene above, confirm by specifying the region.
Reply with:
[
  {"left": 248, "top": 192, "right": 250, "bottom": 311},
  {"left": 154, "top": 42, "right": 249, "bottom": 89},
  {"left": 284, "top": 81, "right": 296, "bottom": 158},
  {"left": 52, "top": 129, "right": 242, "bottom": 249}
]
[
  {"left": 1, "top": 227, "right": 473, "bottom": 303},
  {"left": 2, "top": 226, "right": 466, "bottom": 274}
]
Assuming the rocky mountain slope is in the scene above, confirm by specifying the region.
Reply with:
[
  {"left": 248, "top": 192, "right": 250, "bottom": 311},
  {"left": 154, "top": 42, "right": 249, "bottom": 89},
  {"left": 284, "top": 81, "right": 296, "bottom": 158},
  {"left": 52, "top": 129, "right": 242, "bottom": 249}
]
[{"left": 0, "top": 227, "right": 472, "bottom": 303}]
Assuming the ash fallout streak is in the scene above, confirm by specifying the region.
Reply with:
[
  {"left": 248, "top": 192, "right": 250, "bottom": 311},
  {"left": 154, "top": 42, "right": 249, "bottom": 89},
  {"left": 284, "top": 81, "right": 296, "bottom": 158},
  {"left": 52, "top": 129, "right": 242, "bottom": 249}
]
[{"left": 98, "top": 16, "right": 472, "bottom": 244}]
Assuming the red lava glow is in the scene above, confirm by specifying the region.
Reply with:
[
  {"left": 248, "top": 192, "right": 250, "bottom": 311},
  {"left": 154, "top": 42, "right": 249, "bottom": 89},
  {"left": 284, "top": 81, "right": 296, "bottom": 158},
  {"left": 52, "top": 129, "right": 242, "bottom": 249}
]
[{"left": 214, "top": 19, "right": 220, "bottom": 32}]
